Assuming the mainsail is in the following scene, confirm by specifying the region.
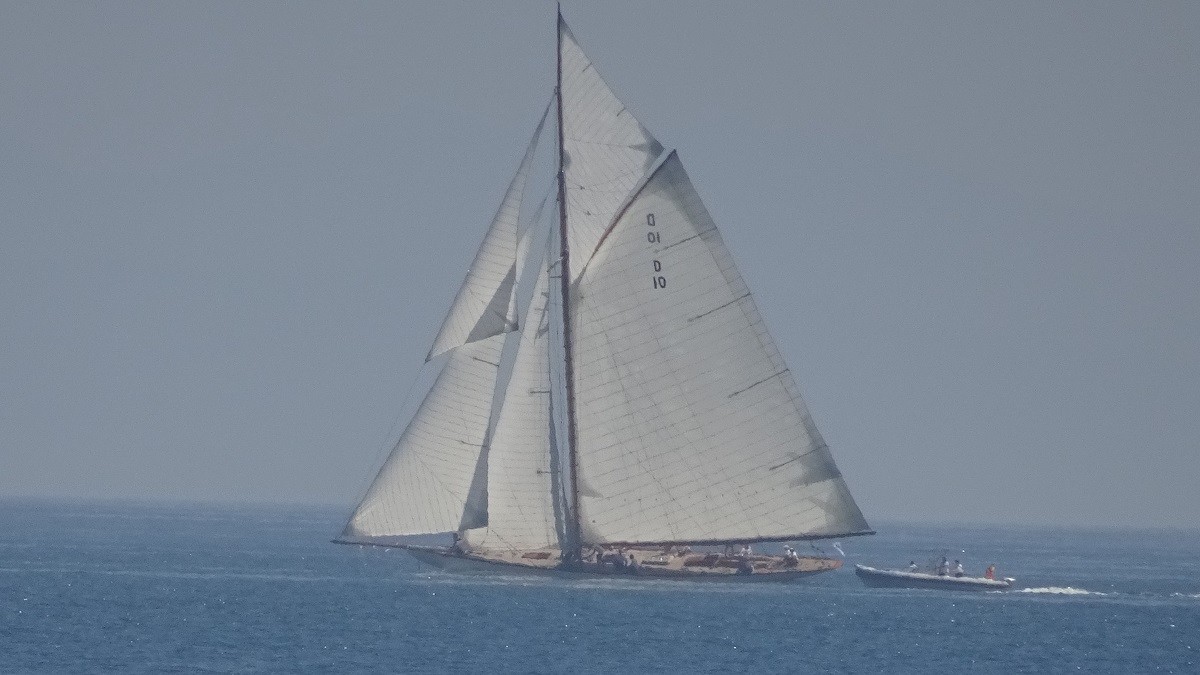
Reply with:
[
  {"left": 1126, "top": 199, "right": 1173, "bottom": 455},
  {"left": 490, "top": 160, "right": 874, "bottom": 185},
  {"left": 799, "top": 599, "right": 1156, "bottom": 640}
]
[{"left": 570, "top": 153, "right": 870, "bottom": 545}]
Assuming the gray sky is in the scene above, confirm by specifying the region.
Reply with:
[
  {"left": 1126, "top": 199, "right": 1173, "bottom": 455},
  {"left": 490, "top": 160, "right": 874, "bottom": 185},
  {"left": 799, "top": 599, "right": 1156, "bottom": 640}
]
[{"left": 2, "top": 2, "right": 1197, "bottom": 528}]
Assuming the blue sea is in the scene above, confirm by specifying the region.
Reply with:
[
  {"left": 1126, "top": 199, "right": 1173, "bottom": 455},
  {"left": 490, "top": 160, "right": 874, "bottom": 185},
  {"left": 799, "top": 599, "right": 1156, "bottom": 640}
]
[{"left": 2, "top": 500, "right": 1197, "bottom": 673}]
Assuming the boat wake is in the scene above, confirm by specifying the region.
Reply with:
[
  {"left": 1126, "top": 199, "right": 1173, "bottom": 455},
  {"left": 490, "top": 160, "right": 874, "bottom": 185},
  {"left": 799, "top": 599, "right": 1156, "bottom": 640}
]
[{"left": 1015, "top": 586, "right": 1111, "bottom": 596}]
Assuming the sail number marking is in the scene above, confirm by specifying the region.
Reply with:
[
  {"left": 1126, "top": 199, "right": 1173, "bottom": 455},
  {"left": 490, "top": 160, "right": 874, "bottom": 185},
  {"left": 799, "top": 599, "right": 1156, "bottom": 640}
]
[{"left": 647, "top": 213, "right": 666, "bottom": 289}]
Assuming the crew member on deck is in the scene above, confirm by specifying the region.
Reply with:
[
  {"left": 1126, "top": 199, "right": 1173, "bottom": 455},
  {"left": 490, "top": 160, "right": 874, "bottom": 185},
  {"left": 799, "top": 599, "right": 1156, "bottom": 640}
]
[
  {"left": 953, "top": 560, "right": 965, "bottom": 577},
  {"left": 908, "top": 561, "right": 918, "bottom": 572},
  {"left": 783, "top": 545, "right": 799, "bottom": 565}
]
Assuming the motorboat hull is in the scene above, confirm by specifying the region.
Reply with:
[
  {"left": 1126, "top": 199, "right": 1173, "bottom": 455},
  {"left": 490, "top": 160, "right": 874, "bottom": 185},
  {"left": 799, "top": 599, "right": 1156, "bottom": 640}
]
[{"left": 854, "top": 564, "right": 1013, "bottom": 591}]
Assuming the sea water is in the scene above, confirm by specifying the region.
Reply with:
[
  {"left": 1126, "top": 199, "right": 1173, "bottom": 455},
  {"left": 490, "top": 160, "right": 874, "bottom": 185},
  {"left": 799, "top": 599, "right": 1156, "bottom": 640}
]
[{"left": 1, "top": 500, "right": 1196, "bottom": 673}]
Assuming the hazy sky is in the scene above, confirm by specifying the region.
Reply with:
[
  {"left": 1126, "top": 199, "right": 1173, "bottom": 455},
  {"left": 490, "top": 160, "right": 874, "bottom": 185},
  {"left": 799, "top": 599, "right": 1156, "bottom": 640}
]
[{"left": 2, "top": 2, "right": 1197, "bottom": 528}]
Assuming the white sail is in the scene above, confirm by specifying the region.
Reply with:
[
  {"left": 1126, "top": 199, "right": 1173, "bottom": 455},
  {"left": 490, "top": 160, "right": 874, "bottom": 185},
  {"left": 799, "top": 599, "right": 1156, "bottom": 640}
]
[
  {"left": 340, "top": 13, "right": 871, "bottom": 563},
  {"left": 463, "top": 248, "right": 561, "bottom": 551},
  {"left": 426, "top": 108, "right": 549, "bottom": 361},
  {"left": 570, "top": 152, "right": 870, "bottom": 545},
  {"left": 559, "top": 18, "right": 664, "bottom": 278},
  {"left": 343, "top": 334, "right": 505, "bottom": 538}
]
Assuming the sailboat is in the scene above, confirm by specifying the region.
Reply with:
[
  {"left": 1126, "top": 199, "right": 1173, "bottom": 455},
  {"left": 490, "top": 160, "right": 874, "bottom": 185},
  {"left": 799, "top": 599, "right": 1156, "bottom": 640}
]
[{"left": 334, "top": 9, "right": 873, "bottom": 581}]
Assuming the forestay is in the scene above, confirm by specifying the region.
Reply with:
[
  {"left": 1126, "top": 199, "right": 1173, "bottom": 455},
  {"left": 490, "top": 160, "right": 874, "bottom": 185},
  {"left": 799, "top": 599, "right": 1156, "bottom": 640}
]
[{"left": 570, "top": 152, "right": 870, "bottom": 545}]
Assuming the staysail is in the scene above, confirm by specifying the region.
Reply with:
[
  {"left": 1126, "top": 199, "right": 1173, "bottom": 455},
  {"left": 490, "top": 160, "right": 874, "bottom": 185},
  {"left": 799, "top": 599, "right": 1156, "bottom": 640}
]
[
  {"left": 570, "top": 152, "right": 871, "bottom": 545},
  {"left": 463, "top": 243, "right": 561, "bottom": 551},
  {"left": 426, "top": 106, "right": 549, "bottom": 361},
  {"left": 559, "top": 18, "right": 664, "bottom": 279},
  {"left": 342, "top": 334, "right": 505, "bottom": 538}
]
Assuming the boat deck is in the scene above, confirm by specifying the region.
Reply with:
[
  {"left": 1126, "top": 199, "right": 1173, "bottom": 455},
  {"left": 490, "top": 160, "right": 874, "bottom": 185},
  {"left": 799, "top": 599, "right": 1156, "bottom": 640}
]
[{"left": 410, "top": 546, "right": 842, "bottom": 580}]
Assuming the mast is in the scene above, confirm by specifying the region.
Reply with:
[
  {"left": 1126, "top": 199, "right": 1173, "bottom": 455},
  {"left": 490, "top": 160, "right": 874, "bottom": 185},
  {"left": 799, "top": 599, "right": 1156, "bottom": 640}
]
[{"left": 556, "top": 3, "right": 583, "bottom": 563}]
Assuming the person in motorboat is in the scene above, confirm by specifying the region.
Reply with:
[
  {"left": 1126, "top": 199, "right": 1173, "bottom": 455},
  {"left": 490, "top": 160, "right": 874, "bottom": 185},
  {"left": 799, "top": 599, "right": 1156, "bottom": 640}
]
[
  {"left": 984, "top": 564, "right": 996, "bottom": 580},
  {"left": 954, "top": 560, "right": 965, "bottom": 577},
  {"left": 908, "top": 561, "right": 919, "bottom": 573},
  {"left": 937, "top": 556, "right": 949, "bottom": 576}
]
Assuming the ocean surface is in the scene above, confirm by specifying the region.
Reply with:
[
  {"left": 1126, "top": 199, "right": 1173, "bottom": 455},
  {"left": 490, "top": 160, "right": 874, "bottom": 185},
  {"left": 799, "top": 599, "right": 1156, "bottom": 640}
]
[{"left": 1, "top": 500, "right": 1196, "bottom": 673}]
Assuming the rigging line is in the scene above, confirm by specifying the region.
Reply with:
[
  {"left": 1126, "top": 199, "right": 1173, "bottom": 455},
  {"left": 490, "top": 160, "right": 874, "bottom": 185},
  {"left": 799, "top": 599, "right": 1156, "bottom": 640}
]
[
  {"left": 687, "top": 293, "right": 752, "bottom": 323},
  {"left": 766, "top": 444, "right": 828, "bottom": 472},
  {"left": 728, "top": 370, "right": 789, "bottom": 398},
  {"left": 658, "top": 233, "right": 699, "bottom": 252},
  {"left": 660, "top": 226, "right": 716, "bottom": 252}
]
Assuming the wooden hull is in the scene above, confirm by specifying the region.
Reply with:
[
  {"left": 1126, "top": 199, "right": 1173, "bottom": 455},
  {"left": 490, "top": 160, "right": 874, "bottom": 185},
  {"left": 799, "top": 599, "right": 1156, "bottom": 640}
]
[
  {"left": 405, "top": 546, "right": 841, "bottom": 582},
  {"left": 854, "top": 564, "right": 1013, "bottom": 591}
]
